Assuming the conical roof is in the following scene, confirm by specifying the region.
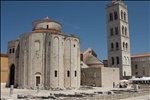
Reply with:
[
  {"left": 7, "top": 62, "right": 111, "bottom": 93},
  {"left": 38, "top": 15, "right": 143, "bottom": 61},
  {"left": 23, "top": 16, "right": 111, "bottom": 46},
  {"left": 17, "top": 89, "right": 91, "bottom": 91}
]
[{"left": 85, "top": 55, "right": 103, "bottom": 65}]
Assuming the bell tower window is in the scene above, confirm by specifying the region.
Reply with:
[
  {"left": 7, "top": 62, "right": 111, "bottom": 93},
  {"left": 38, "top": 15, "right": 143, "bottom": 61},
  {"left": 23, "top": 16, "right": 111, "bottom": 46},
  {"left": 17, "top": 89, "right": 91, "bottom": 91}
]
[
  {"left": 111, "top": 57, "right": 114, "bottom": 65},
  {"left": 109, "top": 13, "right": 113, "bottom": 21},
  {"left": 121, "top": 10, "right": 123, "bottom": 19},
  {"left": 111, "top": 43, "right": 114, "bottom": 51},
  {"left": 114, "top": 11, "right": 118, "bottom": 20},
  {"left": 124, "top": 12, "right": 126, "bottom": 21},
  {"left": 110, "top": 28, "right": 113, "bottom": 36},
  {"left": 115, "top": 27, "right": 118, "bottom": 35}
]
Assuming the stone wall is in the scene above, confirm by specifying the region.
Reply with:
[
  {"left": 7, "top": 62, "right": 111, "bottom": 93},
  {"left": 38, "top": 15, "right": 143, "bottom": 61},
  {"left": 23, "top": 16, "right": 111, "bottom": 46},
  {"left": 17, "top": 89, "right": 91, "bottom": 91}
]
[
  {"left": 81, "top": 67, "right": 119, "bottom": 87},
  {"left": 101, "top": 67, "right": 119, "bottom": 87}
]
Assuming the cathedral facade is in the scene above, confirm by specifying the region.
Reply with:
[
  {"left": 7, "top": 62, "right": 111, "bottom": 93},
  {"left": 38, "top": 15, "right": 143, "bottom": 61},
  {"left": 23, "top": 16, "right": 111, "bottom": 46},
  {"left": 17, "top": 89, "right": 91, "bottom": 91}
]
[{"left": 6, "top": 17, "right": 81, "bottom": 89}]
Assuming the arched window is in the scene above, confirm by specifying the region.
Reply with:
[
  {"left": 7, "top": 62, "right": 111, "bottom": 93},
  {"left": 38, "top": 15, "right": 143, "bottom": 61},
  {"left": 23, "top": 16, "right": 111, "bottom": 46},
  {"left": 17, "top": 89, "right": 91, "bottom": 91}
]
[
  {"left": 35, "top": 72, "right": 41, "bottom": 86},
  {"left": 125, "top": 27, "right": 127, "bottom": 36},
  {"left": 110, "top": 28, "right": 113, "bottom": 36},
  {"left": 54, "top": 70, "right": 57, "bottom": 77},
  {"left": 111, "top": 57, "right": 114, "bottom": 65},
  {"left": 9, "top": 49, "right": 11, "bottom": 54},
  {"left": 123, "top": 42, "right": 125, "bottom": 50},
  {"left": 109, "top": 13, "right": 113, "bottom": 21},
  {"left": 122, "top": 26, "right": 124, "bottom": 35},
  {"left": 124, "top": 12, "right": 126, "bottom": 21},
  {"left": 111, "top": 43, "right": 114, "bottom": 51},
  {"left": 116, "top": 42, "right": 119, "bottom": 50},
  {"left": 12, "top": 48, "right": 15, "bottom": 53},
  {"left": 121, "top": 10, "right": 123, "bottom": 19},
  {"left": 47, "top": 25, "right": 49, "bottom": 29},
  {"left": 115, "top": 27, "right": 118, "bottom": 35},
  {"left": 75, "top": 71, "right": 77, "bottom": 77},
  {"left": 124, "top": 71, "right": 126, "bottom": 76},
  {"left": 126, "top": 43, "right": 128, "bottom": 50},
  {"left": 35, "top": 41, "right": 40, "bottom": 51},
  {"left": 67, "top": 70, "right": 70, "bottom": 77},
  {"left": 116, "top": 56, "right": 119, "bottom": 64},
  {"left": 114, "top": 11, "right": 118, "bottom": 20}
]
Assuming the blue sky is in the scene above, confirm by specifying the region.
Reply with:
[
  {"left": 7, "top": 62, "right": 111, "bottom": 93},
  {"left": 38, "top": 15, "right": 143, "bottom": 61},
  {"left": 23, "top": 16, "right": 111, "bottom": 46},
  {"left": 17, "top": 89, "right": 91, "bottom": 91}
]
[{"left": 1, "top": 1, "right": 150, "bottom": 61}]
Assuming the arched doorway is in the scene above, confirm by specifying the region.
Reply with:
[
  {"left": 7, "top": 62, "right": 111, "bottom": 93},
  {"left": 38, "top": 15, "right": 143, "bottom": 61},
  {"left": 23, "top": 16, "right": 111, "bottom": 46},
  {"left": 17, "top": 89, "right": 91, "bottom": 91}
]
[
  {"left": 35, "top": 72, "right": 41, "bottom": 87},
  {"left": 9, "top": 64, "right": 15, "bottom": 86}
]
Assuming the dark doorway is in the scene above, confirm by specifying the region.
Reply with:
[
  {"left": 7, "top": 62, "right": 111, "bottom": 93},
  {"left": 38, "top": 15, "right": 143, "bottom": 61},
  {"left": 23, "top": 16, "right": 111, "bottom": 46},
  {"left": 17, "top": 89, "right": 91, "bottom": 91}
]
[
  {"left": 36, "top": 76, "right": 40, "bottom": 86},
  {"left": 9, "top": 64, "right": 15, "bottom": 86}
]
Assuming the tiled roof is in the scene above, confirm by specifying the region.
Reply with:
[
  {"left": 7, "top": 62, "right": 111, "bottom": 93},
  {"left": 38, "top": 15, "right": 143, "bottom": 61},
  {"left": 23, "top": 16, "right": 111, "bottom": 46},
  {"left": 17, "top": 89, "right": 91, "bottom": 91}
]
[
  {"left": 32, "top": 29, "right": 62, "bottom": 33},
  {"left": 32, "top": 18, "right": 61, "bottom": 26},
  {"left": 85, "top": 55, "right": 103, "bottom": 65},
  {"left": 131, "top": 54, "right": 150, "bottom": 58}
]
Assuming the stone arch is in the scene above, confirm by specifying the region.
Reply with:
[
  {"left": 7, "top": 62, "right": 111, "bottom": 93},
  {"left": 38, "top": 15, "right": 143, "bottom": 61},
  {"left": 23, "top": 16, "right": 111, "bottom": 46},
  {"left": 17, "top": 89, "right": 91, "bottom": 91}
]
[
  {"left": 73, "top": 39, "right": 78, "bottom": 47},
  {"left": 53, "top": 36, "right": 59, "bottom": 87},
  {"left": 9, "top": 64, "right": 15, "bottom": 87}
]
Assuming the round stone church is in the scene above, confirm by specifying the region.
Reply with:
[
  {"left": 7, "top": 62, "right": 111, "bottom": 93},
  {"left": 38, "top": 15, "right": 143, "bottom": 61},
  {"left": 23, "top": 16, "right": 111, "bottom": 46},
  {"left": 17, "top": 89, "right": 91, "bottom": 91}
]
[{"left": 6, "top": 17, "right": 81, "bottom": 89}]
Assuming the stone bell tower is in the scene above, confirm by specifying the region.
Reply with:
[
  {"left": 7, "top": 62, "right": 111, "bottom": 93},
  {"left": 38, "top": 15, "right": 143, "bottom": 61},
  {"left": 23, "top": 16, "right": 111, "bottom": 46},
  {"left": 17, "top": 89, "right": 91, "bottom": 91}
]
[{"left": 106, "top": 0, "right": 131, "bottom": 79}]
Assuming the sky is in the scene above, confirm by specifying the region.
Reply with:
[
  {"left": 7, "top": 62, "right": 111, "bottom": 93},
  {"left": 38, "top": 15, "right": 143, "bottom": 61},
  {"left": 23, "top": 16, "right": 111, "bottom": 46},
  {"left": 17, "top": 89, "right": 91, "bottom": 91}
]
[{"left": 1, "top": 1, "right": 150, "bottom": 61}]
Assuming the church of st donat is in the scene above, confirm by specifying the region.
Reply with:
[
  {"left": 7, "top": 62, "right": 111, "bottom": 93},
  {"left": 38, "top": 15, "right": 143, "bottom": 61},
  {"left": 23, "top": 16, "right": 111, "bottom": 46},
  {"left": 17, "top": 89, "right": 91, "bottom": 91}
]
[{"left": 6, "top": 17, "right": 80, "bottom": 90}]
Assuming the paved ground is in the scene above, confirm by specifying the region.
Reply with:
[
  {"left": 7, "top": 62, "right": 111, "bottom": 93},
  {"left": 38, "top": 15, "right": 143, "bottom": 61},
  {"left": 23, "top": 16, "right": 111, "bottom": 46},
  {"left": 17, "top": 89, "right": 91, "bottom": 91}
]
[
  {"left": 1, "top": 83, "right": 150, "bottom": 100},
  {"left": 120, "top": 94, "right": 150, "bottom": 100},
  {"left": 1, "top": 87, "right": 117, "bottom": 99}
]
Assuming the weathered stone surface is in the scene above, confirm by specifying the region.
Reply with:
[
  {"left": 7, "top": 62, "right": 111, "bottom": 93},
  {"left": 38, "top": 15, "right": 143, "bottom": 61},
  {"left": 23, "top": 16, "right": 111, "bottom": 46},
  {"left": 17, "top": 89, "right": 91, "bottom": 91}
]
[{"left": 7, "top": 18, "right": 80, "bottom": 89}]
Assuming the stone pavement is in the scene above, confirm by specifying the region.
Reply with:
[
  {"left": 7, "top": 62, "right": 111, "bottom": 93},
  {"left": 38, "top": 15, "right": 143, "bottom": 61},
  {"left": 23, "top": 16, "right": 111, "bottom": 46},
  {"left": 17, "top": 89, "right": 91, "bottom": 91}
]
[
  {"left": 1, "top": 83, "right": 150, "bottom": 100},
  {"left": 120, "top": 94, "right": 150, "bottom": 100},
  {"left": 1, "top": 86, "right": 117, "bottom": 99}
]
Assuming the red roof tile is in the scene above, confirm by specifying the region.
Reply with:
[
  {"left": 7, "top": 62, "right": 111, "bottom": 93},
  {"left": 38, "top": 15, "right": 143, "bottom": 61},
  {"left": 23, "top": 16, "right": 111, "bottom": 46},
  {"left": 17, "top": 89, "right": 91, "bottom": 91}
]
[{"left": 131, "top": 54, "right": 150, "bottom": 58}]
